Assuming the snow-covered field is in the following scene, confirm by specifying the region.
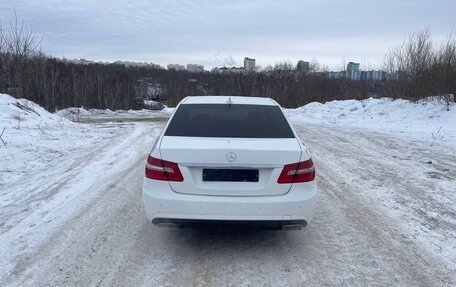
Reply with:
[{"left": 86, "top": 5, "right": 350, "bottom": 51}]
[
  {"left": 285, "top": 97, "right": 456, "bottom": 147},
  {"left": 56, "top": 106, "right": 173, "bottom": 123},
  {"left": 0, "top": 94, "right": 157, "bottom": 279},
  {"left": 0, "top": 94, "right": 455, "bottom": 286},
  {"left": 0, "top": 95, "right": 113, "bottom": 185}
]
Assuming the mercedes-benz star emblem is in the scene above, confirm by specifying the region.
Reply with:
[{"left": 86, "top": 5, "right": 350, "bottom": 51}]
[{"left": 226, "top": 152, "right": 237, "bottom": 162}]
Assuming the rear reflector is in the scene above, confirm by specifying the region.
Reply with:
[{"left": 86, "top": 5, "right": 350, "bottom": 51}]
[
  {"left": 277, "top": 159, "right": 315, "bottom": 184},
  {"left": 145, "top": 155, "right": 184, "bottom": 182}
]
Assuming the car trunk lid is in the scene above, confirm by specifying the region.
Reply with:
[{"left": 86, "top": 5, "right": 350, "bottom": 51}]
[{"left": 159, "top": 136, "right": 302, "bottom": 196}]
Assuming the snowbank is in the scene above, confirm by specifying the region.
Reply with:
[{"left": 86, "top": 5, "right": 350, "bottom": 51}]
[
  {"left": 144, "top": 100, "right": 165, "bottom": 110},
  {"left": 285, "top": 97, "right": 456, "bottom": 145},
  {"left": 161, "top": 107, "right": 175, "bottom": 114},
  {"left": 1, "top": 94, "right": 155, "bottom": 281},
  {"left": 0, "top": 93, "right": 70, "bottom": 129},
  {"left": 0, "top": 94, "right": 110, "bottom": 186}
]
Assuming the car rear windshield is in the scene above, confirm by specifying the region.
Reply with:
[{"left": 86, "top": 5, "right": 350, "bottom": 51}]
[{"left": 164, "top": 104, "right": 295, "bottom": 138}]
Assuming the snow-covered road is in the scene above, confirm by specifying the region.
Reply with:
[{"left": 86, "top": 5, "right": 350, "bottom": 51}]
[{"left": 1, "top": 116, "right": 454, "bottom": 286}]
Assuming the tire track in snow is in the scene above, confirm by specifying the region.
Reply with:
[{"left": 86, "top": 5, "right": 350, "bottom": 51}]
[
  {"left": 2, "top": 121, "right": 454, "bottom": 286},
  {"left": 0, "top": 123, "right": 162, "bottom": 284}
]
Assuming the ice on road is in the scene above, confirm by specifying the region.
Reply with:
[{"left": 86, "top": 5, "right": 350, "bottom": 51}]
[{"left": 1, "top": 118, "right": 454, "bottom": 286}]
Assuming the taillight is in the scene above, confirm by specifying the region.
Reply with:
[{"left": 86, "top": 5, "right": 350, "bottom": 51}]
[
  {"left": 145, "top": 155, "right": 184, "bottom": 182},
  {"left": 277, "top": 159, "right": 315, "bottom": 184}
]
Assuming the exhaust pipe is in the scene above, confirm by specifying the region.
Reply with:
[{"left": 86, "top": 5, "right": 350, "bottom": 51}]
[
  {"left": 282, "top": 224, "right": 303, "bottom": 231},
  {"left": 157, "top": 222, "right": 177, "bottom": 228}
]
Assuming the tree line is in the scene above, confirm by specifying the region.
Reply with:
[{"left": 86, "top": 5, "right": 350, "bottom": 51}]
[
  {"left": 1, "top": 20, "right": 455, "bottom": 111},
  {"left": 384, "top": 29, "right": 456, "bottom": 108}
]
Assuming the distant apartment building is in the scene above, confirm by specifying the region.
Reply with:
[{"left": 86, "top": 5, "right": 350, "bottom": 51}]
[
  {"left": 244, "top": 57, "right": 256, "bottom": 71},
  {"left": 361, "top": 70, "right": 386, "bottom": 81},
  {"left": 344, "top": 62, "right": 361, "bottom": 80},
  {"left": 229, "top": 67, "right": 246, "bottom": 73},
  {"left": 63, "top": 58, "right": 96, "bottom": 65},
  {"left": 297, "top": 60, "right": 310, "bottom": 72},
  {"left": 347, "top": 62, "right": 360, "bottom": 72},
  {"left": 328, "top": 69, "right": 386, "bottom": 81},
  {"left": 187, "top": 64, "right": 204, "bottom": 72},
  {"left": 167, "top": 64, "right": 186, "bottom": 71},
  {"left": 211, "top": 67, "right": 226, "bottom": 73},
  {"left": 115, "top": 61, "right": 159, "bottom": 68},
  {"left": 328, "top": 71, "right": 345, "bottom": 79},
  {"left": 212, "top": 66, "right": 245, "bottom": 73},
  {"left": 136, "top": 78, "right": 167, "bottom": 102},
  {"left": 348, "top": 70, "right": 362, "bottom": 80}
]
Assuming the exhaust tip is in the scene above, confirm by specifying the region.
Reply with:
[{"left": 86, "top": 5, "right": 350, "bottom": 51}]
[
  {"left": 282, "top": 224, "right": 303, "bottom": 231},
  {"left": 157, "top": 222, "right": 177, "bottom": 228}
]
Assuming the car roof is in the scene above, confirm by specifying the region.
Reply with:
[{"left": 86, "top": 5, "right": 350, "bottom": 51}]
[{"left": 181, "top": 96, "right": 277, "bottom": 106}]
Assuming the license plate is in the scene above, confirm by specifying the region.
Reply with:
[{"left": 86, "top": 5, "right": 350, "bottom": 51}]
[{"left": 202, "top": 169, "right": 259, "bottom": 182}]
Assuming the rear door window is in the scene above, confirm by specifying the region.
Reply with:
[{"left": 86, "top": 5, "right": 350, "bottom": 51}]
[{"left": 165, "top": 104, "right": 294, "bottom": 138}]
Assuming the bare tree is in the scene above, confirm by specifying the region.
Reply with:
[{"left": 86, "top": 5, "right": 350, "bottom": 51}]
[
  {"left": 0, "top": 11, "right": 41, "bottom": 98},
  {"left": 384, "top": 28, "right": 455, "bottom": 104}
]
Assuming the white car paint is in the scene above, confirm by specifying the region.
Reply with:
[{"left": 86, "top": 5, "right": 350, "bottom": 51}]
[{"left": 142, "top": 96, "right": 317, "bottom": 228}]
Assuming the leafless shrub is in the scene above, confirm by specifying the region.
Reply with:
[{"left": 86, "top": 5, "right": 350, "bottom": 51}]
[
  {"left": 431, "top": 126, "right": 449, "bottom": 146},
  {"left": 384, "top": 29, "right": 456, "bottom": 105},
  {"left": 12, "top": 113, "right": 21, "bottom": 130},
  {"left": 12, "top": 100, "right": 40, "bottom": 116},
  {"left": 0, "top": 127, "right": 6, "bottom": 146}
]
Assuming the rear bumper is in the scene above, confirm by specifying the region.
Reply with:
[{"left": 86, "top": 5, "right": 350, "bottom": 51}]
[
  {"left": 152, "top": 219, "right": 307, "bottom": 230},
  {"left": 142, "top": 179, "right": 317, "bottom": 223}
]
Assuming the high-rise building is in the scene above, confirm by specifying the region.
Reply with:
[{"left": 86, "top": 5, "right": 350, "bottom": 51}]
[
  {"left": 347, "top": 62, "right": 360, "bottom": 72},
  {"left": 167, "top": 64, "right": 186, "bottom": 71},
  {"left": 187, "top": 64, "right": 204, "bottom": 72},
  {"left": 244, "top": 57, "right": 256, "bottom": 71},
  {"left": 297, "top": 60, "right": 310, "bottom": 72}
]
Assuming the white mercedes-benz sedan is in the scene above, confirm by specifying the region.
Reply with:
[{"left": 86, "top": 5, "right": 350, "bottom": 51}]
[{"left": 142, "top": 96, "right": 316, "bottom": 230}]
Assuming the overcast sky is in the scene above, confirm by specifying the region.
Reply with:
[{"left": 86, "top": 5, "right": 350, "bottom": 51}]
[{"left": 1, "top": 0, "right": 455, "bottom": 70}]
